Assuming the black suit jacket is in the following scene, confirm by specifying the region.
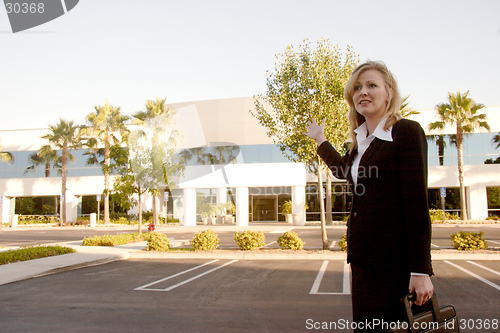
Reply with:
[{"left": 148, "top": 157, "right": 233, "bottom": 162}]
[{"left": 318, "top": 119, "right": 433, "bottom": 275}]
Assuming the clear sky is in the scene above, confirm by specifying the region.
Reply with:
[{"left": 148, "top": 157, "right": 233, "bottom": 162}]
[{"left": 0, "top": 0, "right": 499, "bottom": 130}]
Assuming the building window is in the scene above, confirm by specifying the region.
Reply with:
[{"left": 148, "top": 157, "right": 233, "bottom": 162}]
[
  {"left": 249, "top": 187, "right": 291, "bottom": 222},
  {"left": 487, "top": 187, "right": 500, "bottom": 217},
  {"left": 427, "top": 133, "right": 500, "bottom": 166},
  {"left": 15, "top": 196, "right": 59, "bottom": 215},
  {"left": 427, "top": 187, "right": 462, "bottom": 218},
  {"left": 305, "top": 182, "right": 351, "bottom": 222}
]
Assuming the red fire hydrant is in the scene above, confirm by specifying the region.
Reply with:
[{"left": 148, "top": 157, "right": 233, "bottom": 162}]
[{"left": 148, "top": 223, "right": 155, "bottom": 232}]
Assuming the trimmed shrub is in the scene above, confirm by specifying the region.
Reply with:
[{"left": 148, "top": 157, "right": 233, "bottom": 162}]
[
  {"left": 276, "top": 231, "right": 304, "bottom": 250},
  {"left": 338, "top": 234, "right": 348, "bottom": 252},
  {"left": 82, "top": 233, "right": 145, "bottom": 246},
  {"left": 146, "top": 232, "right": 170, "bottom": 251},
  {"left": 451, "top": 231, "right": 487, "bottom": 251},
  {"left": 0, "top": 245, "right": 76, "bottom": 265},
  {"left": 18, "top": 215, "right": 58, "bottom": 225},
  {"left": 74, "top": 218, "right": 89, "bottom": 226},
  {"left": 234, "top": 230, "right": 266, "bottom": 250},
  {"left": 281, "top": 200, "right": 292, "bottom": 215},
  {"left": 429, "top": 209, "right": 460, "bottom": 223},
  {"left": 191, "top": 229, "right": 220, "bottom": 251}
]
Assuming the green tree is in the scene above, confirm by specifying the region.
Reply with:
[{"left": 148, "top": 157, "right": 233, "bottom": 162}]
[
  {"left": 252, "top": 39, "right": 358, "bottom": 249},
  {"left": 131, "top": 97, "right": 184, "bottom": 225},
  {"left": 428, "top": 91, "right": 490, "bottom": 220},
  {"left": 84, "top": 102, "right": 130, "bottom": 224},
  {"left": 112, "top": 149, "right": 149, "bottom": 234},
  {"left": 40, "top": 119, "right": 86, "bottom": 225}
]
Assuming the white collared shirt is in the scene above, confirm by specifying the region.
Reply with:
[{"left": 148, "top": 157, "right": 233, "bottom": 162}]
[{"left": 351, "top": 117, "right": 393, "bottom": 187}]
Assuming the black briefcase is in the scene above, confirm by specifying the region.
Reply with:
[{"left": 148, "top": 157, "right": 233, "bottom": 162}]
[{"left": 388, "top": 293, "right": 459, "bottom": 332}]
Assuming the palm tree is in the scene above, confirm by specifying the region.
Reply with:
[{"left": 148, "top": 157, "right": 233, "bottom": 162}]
[
  {"left": 132, "top": 97, "right": 181, "bottom": 225},
  {"left": 400, "top": 96, "right": 420, "bottom": 118},
  {"left": 0, "top": 138, "right": 14, "bottom": 164},
  {"left": 485, "top": 133, "right": 500, "bottom": 164},
  {"left": 493, "top": 133, "right": 500, "bottom": 150},
  {"left": 84, "top": 102, "right": 130, "bottom": 225},
  {"left": 40, "top": 119, "right": 86, "bottom": 226},
  {"left": 24, "top": 148, "right": 60, "bottom": 215},
  {"left": 25, "top": 149, "right": 59, "bottom": 177},
  {"left": 427, "top": 135, "right": 447, "bottom": 166},
  {"left": 428, "top": 91, "right": 490, "bottom": 220}
]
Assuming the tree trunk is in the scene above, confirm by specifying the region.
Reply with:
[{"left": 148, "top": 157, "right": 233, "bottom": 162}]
[
  {"left": 138, "top": 189, "right": 142, "bottom": 235},
  {"left": 317, "top": 158, "right": 328, "bottom": 249},
  {"left": 152, "top": 194, "right": 159, "bottom": 225},
  {"left": 45, "top": 162, "right": 51, "bottom": 177},
  {"left": 438, "top": 135, "right": 445, "bottom": 166},
  {"left": 326, "top": 169, "right": 332, "bottom": 225},
  {"left": 61, "top": 144, "right": 67, "bottom": 226},
  {"left": 103, "top": 135, "right": 111, "bottom": 224},
  {"left": 104, "top": 192, "right": 110, "bottom": 224},
  {"left": 456, "top": 122, "right": 467, "bottom": 220}
]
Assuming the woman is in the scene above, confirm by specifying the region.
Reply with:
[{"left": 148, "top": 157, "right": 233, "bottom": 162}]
[{"left": 305, "top": 61, "right": 434, "bottom": 330}]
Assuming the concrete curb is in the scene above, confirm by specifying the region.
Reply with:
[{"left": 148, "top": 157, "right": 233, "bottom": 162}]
[
  {"left": 129, "top": 251, "right": 349, "bottom": 261},
  {"left": 128, "top": 249, "right": 500, "bottom": 261},
  {"left": 0, "top": 252, "right": 130, "bottom": 286},
  {"left": 30, "top": 253, "right": 130, "bottom": 280},
  {"left": 431, "top": 250, "right": 500, "bottom": 260}
]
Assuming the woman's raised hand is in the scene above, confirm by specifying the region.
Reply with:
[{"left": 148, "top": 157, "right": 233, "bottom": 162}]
[{"left": 305, "top": 118, "right": 327, "bottom": 145}]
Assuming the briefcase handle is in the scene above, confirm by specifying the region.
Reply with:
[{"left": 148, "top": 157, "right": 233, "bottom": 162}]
[{"left": 403, "top": 293, "right": 443, "bottom": 327}]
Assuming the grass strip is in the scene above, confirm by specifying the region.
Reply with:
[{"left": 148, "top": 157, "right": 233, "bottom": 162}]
[{"left": 0, "top": 246, "right": 76, "bottom": 265}]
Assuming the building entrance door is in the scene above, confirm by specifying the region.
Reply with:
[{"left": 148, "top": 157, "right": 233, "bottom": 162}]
[{"left": 252, "top": 196, "right": 277, "bottom": 221}]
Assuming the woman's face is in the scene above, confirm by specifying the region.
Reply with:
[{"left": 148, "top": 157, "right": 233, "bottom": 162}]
[{"left": 352, "top": 69, "right": 391, "bottom": 121}]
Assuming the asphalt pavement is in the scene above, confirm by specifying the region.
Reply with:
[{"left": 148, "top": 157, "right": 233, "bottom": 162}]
[{"left": 1, "top": 223, "right": 500, "bottom": 333}]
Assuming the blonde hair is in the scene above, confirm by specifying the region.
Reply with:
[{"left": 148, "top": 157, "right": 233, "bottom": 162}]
[{"left": 344, "top": 60, "right": 402, "bottom": 152}]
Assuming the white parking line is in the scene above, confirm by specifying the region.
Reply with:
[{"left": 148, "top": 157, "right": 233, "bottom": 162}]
[
  {"left": 263, "top": 241, "right": 277, "bottom": 248},
  {"left": 466, "top": 261, "right": 500, "bottom": 277},
  {"left": 329, "top": 241, "right": 337, "bottom": 250},
  {"left": 135, "top": 259, "right": 235, "bottom": 291},
  {"left": 310, "top": 261, "right": 328, "bottom": 294},
  {"left": 486, "top": 240, "right": 500, "bottom": 246},
  {"left": 161, "top": 260, "right": 238, "bottom": 291},
  {"left": 310, "top": 261, "right": 350, "bottom": 295},
  {"left": 444, "top": 261, "right": 500, "bottom": 292}
]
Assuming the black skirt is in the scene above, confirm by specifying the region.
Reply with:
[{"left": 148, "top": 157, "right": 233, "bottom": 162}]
[{"left": 350, "top": 265, "right": 410, "bottom": 332}]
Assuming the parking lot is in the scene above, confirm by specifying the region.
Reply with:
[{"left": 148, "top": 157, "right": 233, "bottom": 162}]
[
  {"left": 1, "top": 258, "right": 499, "bottom": 332},
  {"left": 2, "top": 224, "right": 500, "bottom": 251}
]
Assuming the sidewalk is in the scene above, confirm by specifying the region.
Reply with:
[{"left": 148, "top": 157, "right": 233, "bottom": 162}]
[{"left": 0, "top": 241, "right": 144, "bottom": 286}]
